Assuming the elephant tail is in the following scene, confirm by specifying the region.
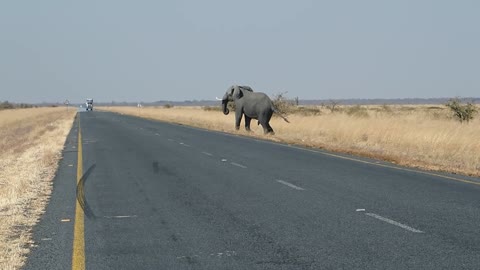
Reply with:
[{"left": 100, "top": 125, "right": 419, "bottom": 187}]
[{"left": 272, "top": 107, "right": 290, "bottom": 123}]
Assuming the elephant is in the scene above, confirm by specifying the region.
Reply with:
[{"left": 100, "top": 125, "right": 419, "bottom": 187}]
[{"left": 221, "top": 85, "right": 289, "bottom": 134}]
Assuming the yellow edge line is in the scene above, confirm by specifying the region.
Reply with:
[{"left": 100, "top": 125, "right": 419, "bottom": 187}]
[
  {"left": 72, "top": 115, "right": 85, "bottom": 270},
  {"left": 286, "top": 144, "right": 480, "bottom": 186}
]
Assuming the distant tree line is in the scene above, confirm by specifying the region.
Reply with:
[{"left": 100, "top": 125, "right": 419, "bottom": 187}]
[{"left": 0, "top": 101, "right": 36, "bottom": 110}]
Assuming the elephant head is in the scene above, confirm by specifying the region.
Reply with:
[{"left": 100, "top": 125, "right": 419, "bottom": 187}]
[{"left": 221, "top": 85, "right": 243, "bottom": 115}]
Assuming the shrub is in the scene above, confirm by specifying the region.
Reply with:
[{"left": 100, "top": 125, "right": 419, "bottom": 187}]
[
  {"left": 272, "top": 92, "right": 295, "bottom": 114},
  {"left": 163, "top": 104, "right": 174, "bottom": 109},
  {"left": 205, "top": 102, "right": 235, "bottom": 112},
  {"left": 202, "top": 106, "right": 222, "bottom": 112},
  {"left": 381, "top": 104, "right": 393, "bottom": 113},
  {"left": 0, "top": 101, "right": 15, "bottom": 110},
  {"left": 445, "top": 98, "right": 477, "bottom": 123},
  {"left": 346, "top": 105, "right": 369, "bottom": 118},
  {"left": 294, "top": 106, "right": 321, "bottom": 116},
  {"left": 18, "top": 103, "right": 34, "bottom": 109},
  {"left": 325, "top": 100, "right": 341, "bottom": 113},
  {"left": 399, "top": 106, "right": 416, "bottom": 112}
]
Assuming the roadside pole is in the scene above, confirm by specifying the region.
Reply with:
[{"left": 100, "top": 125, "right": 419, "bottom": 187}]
[{"left": 64, "top": 99, "right": 70, "bottom": 111}]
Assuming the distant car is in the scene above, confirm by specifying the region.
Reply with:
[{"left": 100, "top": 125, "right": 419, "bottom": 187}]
[{"left": 86, "top": 99, "right": 93, "bottom": 111}]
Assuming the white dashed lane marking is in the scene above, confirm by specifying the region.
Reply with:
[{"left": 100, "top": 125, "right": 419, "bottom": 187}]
[
  {"left": 103, "top": 215, "right": 138, "bottom": 219},
  {"left": 202, "top": 152, "right": 213, "bottom": 156},
  {"left": 230, "top": 162, "right": 247, "bottom": 169},
  {"left": 365, "top": 212, "right": 423, "bottom": 233},
  {"left": 276, "top": 180, "right": 305, "bottom": 191}
]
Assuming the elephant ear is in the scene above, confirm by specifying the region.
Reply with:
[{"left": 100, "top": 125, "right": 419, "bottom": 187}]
[
  {"left": 240, "top": 86, "right": 253, "bottom": 92},
  {"left": 232, "top": 85, "right": 243, "bottom": 99}
]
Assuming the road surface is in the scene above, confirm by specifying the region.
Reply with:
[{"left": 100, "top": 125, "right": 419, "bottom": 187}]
[{"left": 24, "top": 111, "right": 480, "bottom": 269}]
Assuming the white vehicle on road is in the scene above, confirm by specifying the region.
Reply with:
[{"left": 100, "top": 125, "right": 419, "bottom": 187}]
[{"left": 86, "top": 99, "right": 93, "bottom": 111}]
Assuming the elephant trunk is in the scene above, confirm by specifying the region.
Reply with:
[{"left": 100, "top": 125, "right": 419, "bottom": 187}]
[{"left": 222, "top": 93, "right": 229, "bottom": 115}]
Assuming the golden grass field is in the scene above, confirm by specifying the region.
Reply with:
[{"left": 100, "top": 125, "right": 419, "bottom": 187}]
[
  {"left": 0, "top": 107, "right": 76, "bottom": 270},
  {"left": 101, "top": 105, "right": 480, "bottom": 177}
]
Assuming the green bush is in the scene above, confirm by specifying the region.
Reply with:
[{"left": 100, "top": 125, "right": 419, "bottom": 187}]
[{"left": 445, "top": 98, "right": 477, "bottom": 123}]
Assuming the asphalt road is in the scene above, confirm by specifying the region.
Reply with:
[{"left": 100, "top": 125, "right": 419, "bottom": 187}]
[{"left": 24, "top": 110, "right": 480, "bottom": 270}]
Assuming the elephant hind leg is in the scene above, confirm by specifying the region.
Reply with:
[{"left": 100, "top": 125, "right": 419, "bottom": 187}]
[
  {"left": 266, "top": 123, "right": 275, "bottom": 135},
  {"left": 260, "top": 122, "right": 275, "bottom": 135}
]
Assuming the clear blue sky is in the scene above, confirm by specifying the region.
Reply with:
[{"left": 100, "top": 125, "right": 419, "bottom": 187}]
[{"left": 1, "top": 1, "right": 479, "bottom": 103}]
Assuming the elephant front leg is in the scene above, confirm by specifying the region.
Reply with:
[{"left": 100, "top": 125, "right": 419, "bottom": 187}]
[
  {"left": 235, "top": 112, "right": 243, "bottom": 130},
  {"left": 244, "top": 116, "right": 252, "bottom": 131}
]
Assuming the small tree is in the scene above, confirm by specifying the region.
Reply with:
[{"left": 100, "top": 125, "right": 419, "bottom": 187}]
[
  {"left": 326, "top": 100, "right": 340, "bottom": 113},
  {"left": 445, "top": 98, "right": 477, "bottom": 123},
  {"left": 272, "top": 91, "right": 294, "bottom": 114}
]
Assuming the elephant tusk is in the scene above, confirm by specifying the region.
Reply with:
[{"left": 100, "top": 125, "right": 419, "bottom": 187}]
[{"left": 215, "top": 97, "right": 223, "bottom": 101}]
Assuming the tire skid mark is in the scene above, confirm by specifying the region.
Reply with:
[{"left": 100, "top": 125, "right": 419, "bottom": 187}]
[{"left": 76, "top": 164, "right": 97, "bottom": 219}]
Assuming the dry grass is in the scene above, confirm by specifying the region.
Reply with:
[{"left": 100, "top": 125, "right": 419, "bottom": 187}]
[
  {"left": 0, "top": 107, "right": 76, "bottom": 270},
  {"left": 101, "top": 105, "right": 480, "bottom": 177}
]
